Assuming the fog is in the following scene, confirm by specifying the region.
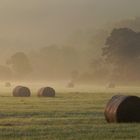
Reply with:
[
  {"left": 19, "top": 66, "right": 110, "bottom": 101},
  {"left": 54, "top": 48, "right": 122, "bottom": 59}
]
[
  {"left": 0, "top": 0, "right": 140, "bottom": 46},
  {"left": 0, "top": 0, "right": 140, "bottom": 86}
]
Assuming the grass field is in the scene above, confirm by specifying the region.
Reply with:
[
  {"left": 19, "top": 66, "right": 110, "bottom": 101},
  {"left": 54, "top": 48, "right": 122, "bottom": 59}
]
[{"left": 0, "top": 84, "right": 140, "bottom": 140}]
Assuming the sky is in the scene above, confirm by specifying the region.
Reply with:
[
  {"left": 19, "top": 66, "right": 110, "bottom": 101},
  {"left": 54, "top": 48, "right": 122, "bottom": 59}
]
[{"left": 0, "top": 0, "right": 140, "bottom": 48}]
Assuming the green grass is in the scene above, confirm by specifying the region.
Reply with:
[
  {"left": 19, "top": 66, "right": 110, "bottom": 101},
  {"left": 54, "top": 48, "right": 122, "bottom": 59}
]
[{"left": 0, "top": 88, "right": 139, "bottom": 140}]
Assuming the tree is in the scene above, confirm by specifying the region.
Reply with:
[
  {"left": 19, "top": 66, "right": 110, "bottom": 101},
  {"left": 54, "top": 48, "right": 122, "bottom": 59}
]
[
  {"left": 7, "top": 52, "right": 32, "bottom": 78},
  {"left": 113, "top": 17, "right": 140, "bottom": 32},
  {"left": 102, "top": 28, "right": 140, "bottom": 83}
]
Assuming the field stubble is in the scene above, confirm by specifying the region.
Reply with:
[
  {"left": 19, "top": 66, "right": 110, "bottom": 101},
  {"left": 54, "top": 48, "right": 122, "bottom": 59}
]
[{"left": 0, "top": 85, "right": 139, "bottom": 140}]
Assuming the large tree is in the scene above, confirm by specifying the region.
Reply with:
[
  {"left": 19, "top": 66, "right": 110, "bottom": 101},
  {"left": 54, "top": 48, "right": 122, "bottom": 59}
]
[
  {"left": 7, "top": 52, "right": 32, "bottom": 78},
  {"left": 102, "top": 28, "right": 140, "bottom": 83}
]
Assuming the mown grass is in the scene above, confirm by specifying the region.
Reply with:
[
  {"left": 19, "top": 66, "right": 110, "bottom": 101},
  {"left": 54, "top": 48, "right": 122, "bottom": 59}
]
[{"left": 0, "top": 87, "right": 139, "bottom": 140}]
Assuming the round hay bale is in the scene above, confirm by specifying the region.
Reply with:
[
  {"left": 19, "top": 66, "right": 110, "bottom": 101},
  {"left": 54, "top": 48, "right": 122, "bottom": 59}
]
[
  {"left": 13, "top": 86, "right": 31, "bottom": 97},
  {"left": 108, "top": 83, "right": 115, "bottom": 88},
  {"left": 37, "top": 87, "right": 55, "bottom": 97},
  {"left": 5, "top": 82, "right": 11, "bottom": 87},
  {"left": 67, "top": 82, "right": 74, "bottom": 88},
  {"left": 104, "top": 95, "right": 140, "bottom": 123}
]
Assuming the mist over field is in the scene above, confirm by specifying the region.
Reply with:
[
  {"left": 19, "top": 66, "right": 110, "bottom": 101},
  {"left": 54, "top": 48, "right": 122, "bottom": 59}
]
[{"left": 0, "top": 0, "right": 140, "bottom": 86}]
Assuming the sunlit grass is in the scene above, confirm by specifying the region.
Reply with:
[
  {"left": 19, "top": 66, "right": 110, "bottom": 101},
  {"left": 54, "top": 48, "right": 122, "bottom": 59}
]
[{"left": 0, "top": 83, "right": 139, "bottom": 139}]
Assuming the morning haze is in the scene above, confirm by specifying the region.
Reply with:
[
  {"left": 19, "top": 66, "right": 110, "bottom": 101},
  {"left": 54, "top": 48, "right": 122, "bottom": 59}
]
[
  {"left": 0, "top": 1, "right": 140, "bottom": 140},
  {"left": 0, "top": 0, "right": 140, "bottom": 45},
  {"left": 0, "top": 0, "right": 139, "bottom": 86}
]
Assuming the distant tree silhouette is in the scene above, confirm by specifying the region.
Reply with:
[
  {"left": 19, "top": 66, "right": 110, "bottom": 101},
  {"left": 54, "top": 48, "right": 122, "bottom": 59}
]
[
  {"left": 7, "top": 52, "right": 32, "bottom": 78},
  {"left": 102, "top": 28, "right": 140, "bottom": 82}
]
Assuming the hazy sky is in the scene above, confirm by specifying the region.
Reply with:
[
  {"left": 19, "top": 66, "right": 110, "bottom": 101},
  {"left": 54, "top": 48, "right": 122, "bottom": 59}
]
[{"left": 0, "top": 0, "right": 140, "bottom": 47}]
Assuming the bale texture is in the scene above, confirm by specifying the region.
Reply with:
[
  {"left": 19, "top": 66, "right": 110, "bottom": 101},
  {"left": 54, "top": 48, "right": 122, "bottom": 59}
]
[
  {"left": 37, "top": 87, "right": 55, "bottom": 97},
  {"left": 104, "top": 95, "right": 140, "bottom": 123},
  {"left": 13, "top": 86, "right": 31, "bottom": 97}
]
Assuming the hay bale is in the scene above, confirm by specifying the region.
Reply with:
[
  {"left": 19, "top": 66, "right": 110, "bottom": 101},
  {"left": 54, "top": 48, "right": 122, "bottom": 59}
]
[
  {"left": 5, "top": 82, "right": 11, "bottom": 87},
  {"left": 67, "top": 82, "right": 75, "bottom": 88},
  {"left": 13, "top": 86, "right": 31, "bottom": 97},
  {"left": 37, "top": 87, "right": 55, "bottom": 97},
  {"left": 104, "top": 95, "right": 140, "bottom": 123},
  {"left": 108, "top": 83, "right": 115, "bottom": 88}
]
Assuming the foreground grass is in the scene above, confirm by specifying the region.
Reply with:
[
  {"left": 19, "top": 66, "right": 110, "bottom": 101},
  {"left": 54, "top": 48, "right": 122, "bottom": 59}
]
[{"left": 0, "top": 89, "right": 139, "bottom": 140}]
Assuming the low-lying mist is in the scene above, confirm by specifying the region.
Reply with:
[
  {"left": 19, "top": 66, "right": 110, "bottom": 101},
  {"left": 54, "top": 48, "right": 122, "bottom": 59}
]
[{"left": 0, "top": 17, "right": 140, "bottom": 86}]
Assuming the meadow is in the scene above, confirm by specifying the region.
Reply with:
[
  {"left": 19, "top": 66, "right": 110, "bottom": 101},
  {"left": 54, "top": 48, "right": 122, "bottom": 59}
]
[{"left": 0, "top": 83, "right": 139, "bottom": 140}]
